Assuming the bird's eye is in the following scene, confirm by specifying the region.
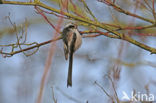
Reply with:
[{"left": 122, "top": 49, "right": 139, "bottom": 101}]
[{"left": 68, "top": 25, "right": 75, "bottom": 28}]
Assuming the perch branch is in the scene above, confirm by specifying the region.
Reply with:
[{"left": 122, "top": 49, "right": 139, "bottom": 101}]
[{"left": 2, "top": 1, "right": 156, "bottom": 54}]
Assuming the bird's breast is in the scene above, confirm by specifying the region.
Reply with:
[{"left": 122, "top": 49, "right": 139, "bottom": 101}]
[{"left": 74, "top": 30, "right": 82, "bottom": 52}]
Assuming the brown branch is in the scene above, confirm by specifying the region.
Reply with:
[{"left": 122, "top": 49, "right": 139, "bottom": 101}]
[
  {"left": 112, "top": 58, "right": 156, "bottom": 68},
  {"left": 51, "top": 87, "right": 57, "bottom": 103},
  {"left": 144, "top": 0, "right": 153, "bottom": 11},
  {"left": 0, "top": 0, "right": 3, "bottom": 4},
  {"left": 56, "top": 87, "right": 82, "bottom": 103},
  {"left": 107, "top": 75, "right": 119, "bottom": 103},
  {"left": 0, "top": 36, "right": 62, "bottom": 57},
  {"left": 80, "top": 0, "right": 98, "bottom": 21},
  {"left": 152, "top": 0, "right": 156, "bottom": 21},
  {"left": 1, "top": 28, "right": 156, "bottom": 57},
  {"left": 2, "top": 1, "right": 156, "bottom": 55},
  {"left": 98, "top": 0, "right": 155, "bottom": 24},
  {"left": 36, "top": 1, "right": 65, "bottom": 103},
  {"left": 94, "top": 81, "right": 115, "bottom": 102},
  {"left": 35, "top": 6, "right": 60, "bottom": 33},
  {"left": 0, "top": 30, "right": 118, "bottom": 57}
]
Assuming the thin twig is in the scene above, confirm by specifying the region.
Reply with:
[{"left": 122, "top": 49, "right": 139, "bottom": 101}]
[
  {"left": 80, "top": 0, "right": 98, "bottom": 21},
  {"left": 94, "top": 81, "right": 115, "bottom": 102},
  {"left": 98, "top": 0, "right": 155, "bottom": 24},
  {"left": 152, "top": 0, "right": 156, "bottom": 21},
  {"left": 56, "top": 87, "right": 82, "bottom": 103},
  {"left": 2, "top": 1, "right": 156, "bottom": 54},
  {"left": 51, "top": 87, "right": 57, "bottom": 103}
]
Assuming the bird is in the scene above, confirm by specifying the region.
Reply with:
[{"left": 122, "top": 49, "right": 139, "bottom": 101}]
[{"left": 62, "top": 22, "right": 82, "bottom": 87}]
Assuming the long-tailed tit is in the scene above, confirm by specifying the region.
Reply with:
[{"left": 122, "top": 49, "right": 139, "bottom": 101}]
[{"left": 62, "top": 23, "right": 82, "bottom": 87}]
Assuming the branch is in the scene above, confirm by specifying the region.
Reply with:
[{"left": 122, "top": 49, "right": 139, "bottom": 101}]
[
  {"left": 51, "top": 87, "right": 57, "bottom": 103},
  {"left": 94, "top": 81, "right": 114, "bottom": 101},
  {"left": 2, "top": 1, "right": 156, "bottom": 54},
  {"left": 0, "top": 36, "right": 62, "bottom": 57},
  {"left": 152, "top": 0, "right": 156, "bottom": 21},
  {"left": 56, "top": 87, "right": 82, "bottom": 103},
  {"left": 0, "top": 0, "right": 3, "bottom": 4},
  {"left": 98, "top": 0, "right": 155, "bottom": 24},
  {"left": 80, "top": 0, "right": 98, "bottom": 21},
  {"left": 0, "top": 30, "right": 118, "bottom": 57}
]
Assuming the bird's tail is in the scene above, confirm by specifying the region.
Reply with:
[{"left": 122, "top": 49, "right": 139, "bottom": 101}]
[
  {"left": 67, "top": 51, "right": 73, "bottom": 87},
  {"left": 67, "top": 33, "right": 76, "bottom": 87}
]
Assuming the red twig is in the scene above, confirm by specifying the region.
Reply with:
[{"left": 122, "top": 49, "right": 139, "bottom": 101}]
[
  {"left": 36, "top": 0, "right": 67, "bottom": 103},
  {"left": 152, "top": 0, "right": 156, "bottom": 20},
  {"left": 134, "top": 33, "right": 156, "bottom": 36},
  {"left": 40, "top": 8, "right": 68, "bottom": 19},
  {"left": 69, "top": 0, "right": 85, "bottom": 18},
  {"left": 35, "top": 6, "right": 60, "bottom": 33},
  {"left": 60, "top": 0, "right": 69, "bottom": 11},
  {"left": 98, "top": 0, "right": 154, "bottom": 24}
]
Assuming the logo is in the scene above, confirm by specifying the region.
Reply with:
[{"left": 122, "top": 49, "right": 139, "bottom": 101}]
[{"left": 121, "top": 91, "right": 155, "bottom": 102}]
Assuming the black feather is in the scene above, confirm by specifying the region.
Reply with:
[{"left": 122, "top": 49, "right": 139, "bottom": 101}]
[{"left": 67, "top": 33, "right": 77, "bottom": 87}]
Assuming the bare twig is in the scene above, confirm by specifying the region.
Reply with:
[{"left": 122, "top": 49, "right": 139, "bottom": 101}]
[
  {"left": 36, "top": 1, "right": 66, "bottom": 103},
  {"left": 80, "top": 0, "right": 98, "bottom": 21},
  {"left": 56, "top": 87, "right": 82, "bottom": 103},
  {"left": 152, "top": 0, "right": 156, "bottom": 21},
  {"left": 94, "top": 81, "right": 114, "bottom": 101},
  {"left": 35, "top": 6, "right": 60, "bottom": 33},
  {"left": 51, "top": 87, "right": 57, "bottom": 103},
  {"left": 2, "top": 1, "right": 156, "bottom": 54},
  {"left": 107, "top": 75, "right": 120, "bottom": 103},
  {"left": 98, "top": 0, "right": 155, "bottom": 24},
  {"left": 0, "top": 36, "right": 62, "bottom": 57}
]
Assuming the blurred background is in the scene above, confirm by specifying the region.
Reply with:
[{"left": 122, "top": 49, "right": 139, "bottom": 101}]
[{"left": 0, "top": 0, "right": 156, "bottom": 103}]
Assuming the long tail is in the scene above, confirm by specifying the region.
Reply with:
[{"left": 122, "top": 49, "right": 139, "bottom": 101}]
[
  {"left": 67, "top": 51, "right": 73, "bottom": 87},
  {"left": 67, "top": 33, "right": 77, "bottom": 87}
]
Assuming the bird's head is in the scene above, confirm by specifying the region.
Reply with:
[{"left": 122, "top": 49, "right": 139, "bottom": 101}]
[{"left": 65, "top": 22, "right": 77, "bottom": 29}]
